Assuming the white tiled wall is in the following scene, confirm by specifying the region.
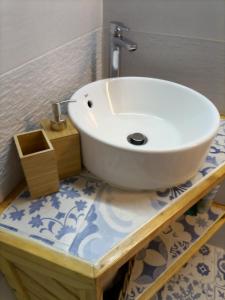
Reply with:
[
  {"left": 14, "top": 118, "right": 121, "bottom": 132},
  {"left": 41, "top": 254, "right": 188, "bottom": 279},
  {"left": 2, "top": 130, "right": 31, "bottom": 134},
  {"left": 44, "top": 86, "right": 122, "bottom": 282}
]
[
  {"left": 0, "top": 0, "right": 102, "bottom": 75},
  {"left": 0, "top": 0, "right": 103, "bottom": 202},
  {"left": 1, "top": 0, "right": 224, "bottom": 200},
  {"left": 121, "top": 31, "right": 225, "bottom": 112}
]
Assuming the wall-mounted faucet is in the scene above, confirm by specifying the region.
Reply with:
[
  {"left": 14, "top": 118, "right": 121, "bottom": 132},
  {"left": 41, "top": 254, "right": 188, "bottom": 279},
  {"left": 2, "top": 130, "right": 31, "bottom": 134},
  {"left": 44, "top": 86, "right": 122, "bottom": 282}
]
[{"left": 109, "top": 21, "right": 137, "bottom": 77}]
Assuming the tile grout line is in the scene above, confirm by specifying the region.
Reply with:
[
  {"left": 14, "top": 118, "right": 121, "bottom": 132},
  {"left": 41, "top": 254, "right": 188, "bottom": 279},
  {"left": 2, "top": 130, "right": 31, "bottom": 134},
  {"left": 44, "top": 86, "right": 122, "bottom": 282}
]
[{"left": 0, "top": 27, "right": 103, "bottom": 80}]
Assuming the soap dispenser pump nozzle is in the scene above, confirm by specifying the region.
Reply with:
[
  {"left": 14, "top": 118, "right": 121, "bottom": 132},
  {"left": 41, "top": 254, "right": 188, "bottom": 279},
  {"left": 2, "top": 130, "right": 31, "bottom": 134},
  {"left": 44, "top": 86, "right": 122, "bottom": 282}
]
[{"left": 50, "top": 100, "right": 76, "bottom": 131}]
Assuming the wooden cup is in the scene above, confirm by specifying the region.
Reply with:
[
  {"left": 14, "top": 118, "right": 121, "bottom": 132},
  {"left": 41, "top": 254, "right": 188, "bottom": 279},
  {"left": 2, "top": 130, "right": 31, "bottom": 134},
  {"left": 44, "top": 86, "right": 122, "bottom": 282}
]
[{"left": 14, "top": 129, "right": 59, "bottom": 198}]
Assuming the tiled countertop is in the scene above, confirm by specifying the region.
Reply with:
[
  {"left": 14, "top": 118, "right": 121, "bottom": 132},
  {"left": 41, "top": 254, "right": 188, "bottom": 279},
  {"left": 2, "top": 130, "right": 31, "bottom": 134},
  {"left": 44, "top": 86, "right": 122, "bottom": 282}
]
[{"left": 0, "top": 120, "right": 225, "bottom": 267}]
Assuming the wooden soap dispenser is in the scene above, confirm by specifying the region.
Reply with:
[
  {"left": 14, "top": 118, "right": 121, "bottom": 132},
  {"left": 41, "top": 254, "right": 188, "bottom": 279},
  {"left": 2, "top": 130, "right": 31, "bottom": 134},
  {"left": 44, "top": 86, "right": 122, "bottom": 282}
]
[{"left": 41, "top": 100, "right": 81, "bottom": 179}]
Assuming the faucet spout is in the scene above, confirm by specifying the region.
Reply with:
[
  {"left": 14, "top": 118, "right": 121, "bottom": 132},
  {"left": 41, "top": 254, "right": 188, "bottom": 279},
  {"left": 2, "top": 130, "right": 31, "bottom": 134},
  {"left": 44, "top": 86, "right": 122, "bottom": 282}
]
[{"left": 113, "top": 36, "right": 137, "bottom": 52}]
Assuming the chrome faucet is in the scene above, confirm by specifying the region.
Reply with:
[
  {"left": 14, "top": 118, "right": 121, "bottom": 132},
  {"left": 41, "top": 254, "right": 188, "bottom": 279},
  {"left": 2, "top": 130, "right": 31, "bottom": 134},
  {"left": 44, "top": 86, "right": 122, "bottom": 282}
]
[{"left": 109, "top": 22, "right": 137, "bottom": 77}]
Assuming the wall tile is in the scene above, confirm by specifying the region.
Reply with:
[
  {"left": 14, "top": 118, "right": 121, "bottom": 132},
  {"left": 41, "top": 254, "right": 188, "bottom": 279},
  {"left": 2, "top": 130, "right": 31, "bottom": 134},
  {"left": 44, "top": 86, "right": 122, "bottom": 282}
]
[
  {"left": 103, "top": 0, "right": 225, "bottom": 42},
  {"left": 0, "top": 28, "right": 102, "bottom": 201},
  {"left": 103, "top": 30, "right": 225, "bottom": 113},
  {"left": 0, "top": 0, "right": 102, "bottom": 74}
]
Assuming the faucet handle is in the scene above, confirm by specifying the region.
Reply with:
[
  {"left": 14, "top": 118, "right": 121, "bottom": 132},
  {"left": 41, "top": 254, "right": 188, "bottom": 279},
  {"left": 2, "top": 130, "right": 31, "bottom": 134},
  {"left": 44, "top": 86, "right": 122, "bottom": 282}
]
[{"left": 110, "top": 21, "right": 129, "bottom": 36}]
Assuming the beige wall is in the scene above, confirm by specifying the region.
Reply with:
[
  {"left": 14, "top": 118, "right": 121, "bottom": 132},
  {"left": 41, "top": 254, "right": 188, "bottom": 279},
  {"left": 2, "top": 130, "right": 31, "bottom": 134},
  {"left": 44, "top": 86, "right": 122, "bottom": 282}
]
[
  {"left": 103, "top": 0, "right": 225, "bottom": 114},
  {"left": 103, "top": 0, "right": 225, "bottom": 41},
  {"left": 0, "top": 0, "right": 102, "bottom": 75}
]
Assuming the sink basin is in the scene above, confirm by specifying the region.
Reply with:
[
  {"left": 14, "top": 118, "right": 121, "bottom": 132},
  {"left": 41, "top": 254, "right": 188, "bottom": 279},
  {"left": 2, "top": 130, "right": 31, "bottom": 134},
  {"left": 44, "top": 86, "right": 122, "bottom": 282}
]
[{"left": 69, "top": 77, "right": 220, "bottom": 190}]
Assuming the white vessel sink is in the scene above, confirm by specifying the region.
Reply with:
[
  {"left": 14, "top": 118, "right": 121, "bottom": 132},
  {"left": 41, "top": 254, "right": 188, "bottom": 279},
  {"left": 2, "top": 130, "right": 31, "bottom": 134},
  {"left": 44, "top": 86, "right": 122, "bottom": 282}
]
[{"left": 69, "top": 77, "right": 220, "bottom": 190}]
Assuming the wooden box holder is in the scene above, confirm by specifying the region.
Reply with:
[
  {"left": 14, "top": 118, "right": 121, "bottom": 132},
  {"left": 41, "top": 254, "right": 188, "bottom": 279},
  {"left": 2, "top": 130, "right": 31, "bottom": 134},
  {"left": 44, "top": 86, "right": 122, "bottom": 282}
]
[{"left": 14, "top": 129, "right": 59, "bottom": 198}]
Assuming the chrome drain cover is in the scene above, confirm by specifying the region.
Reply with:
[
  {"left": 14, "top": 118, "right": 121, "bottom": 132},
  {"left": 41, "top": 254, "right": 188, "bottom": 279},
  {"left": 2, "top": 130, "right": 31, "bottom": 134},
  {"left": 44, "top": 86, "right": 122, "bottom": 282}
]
[{"left": 127, "top": 132, "right": 148, "bottom": 146}]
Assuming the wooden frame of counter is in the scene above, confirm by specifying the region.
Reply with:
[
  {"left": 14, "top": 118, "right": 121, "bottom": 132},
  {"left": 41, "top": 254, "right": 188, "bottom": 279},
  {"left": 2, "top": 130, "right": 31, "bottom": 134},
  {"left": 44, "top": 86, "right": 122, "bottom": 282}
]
[
  {"left": 134, "top": 204, "right": 225, "bottom": 300},
  {"left": 95, "top": 163, "right": 225, "bottom": 280},
  {"left": 0, "top": 228, "right": 100, "bottom": 299},
  {"left": 0, "top": 114, "right": 224, "bottom": 299}
]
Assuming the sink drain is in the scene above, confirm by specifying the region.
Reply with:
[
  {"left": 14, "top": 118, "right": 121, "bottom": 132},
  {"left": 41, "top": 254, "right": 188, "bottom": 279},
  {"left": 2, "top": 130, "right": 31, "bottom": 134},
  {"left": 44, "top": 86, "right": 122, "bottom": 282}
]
[{"left": 127, "top": 133, "right": 148, "bottom": 146}]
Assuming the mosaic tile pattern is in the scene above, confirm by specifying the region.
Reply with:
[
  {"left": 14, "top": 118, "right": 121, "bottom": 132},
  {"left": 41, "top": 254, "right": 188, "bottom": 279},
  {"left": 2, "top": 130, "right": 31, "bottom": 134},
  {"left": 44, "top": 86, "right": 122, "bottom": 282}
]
[
  {"left": 0, "top": 175, "right": 101, "bottom": 253},
  {"left": 0, "top": 174, "right": 167, "bottom": 261},
  {"left": 125, "top": 207, "right": 225, "bottom": 300},
  {"left": 0, "top": 120, "right": 224, "bottom": 265},
  {"left": 152, "top": 244, "right": 225, "bottom": 300}
]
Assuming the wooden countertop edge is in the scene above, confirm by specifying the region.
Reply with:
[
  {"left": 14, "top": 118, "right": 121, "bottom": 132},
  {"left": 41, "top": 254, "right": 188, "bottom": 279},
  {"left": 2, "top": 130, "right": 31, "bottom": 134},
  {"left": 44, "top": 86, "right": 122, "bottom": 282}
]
[
  {"left": 94, "top": 163, "right": 225, "bottom": 279},
  {"left": 0, "top": 228, "right": 96, "bottom": 280},
  {"left": 136, "top": 205, "right": 225, "bottom": 300},
  {"left": 0, "top": 164, "right": 225, "bottom": 280},
  {"left": 0, "top": 115, "right": 224, "bottom": 280}
]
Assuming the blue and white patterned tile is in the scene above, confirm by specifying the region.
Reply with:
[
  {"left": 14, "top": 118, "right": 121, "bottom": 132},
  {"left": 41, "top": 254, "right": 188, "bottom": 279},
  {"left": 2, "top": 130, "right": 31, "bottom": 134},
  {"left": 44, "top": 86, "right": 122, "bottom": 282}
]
[
  {"left": 68, "top": 121, "right": 225, "bottom": 263},
  {"left": 181, "top": 244, "right": 215, "bottom": 284},
  {"left": 68, "top": 184, "right": 167, "bottom": 263},
  {"left": 0, "top": 172, "right": 167, "bottom": 262},
  {"left": 0, "top": 174, "right": 101, "bottom": 252},
  {"left": 215, "top": 286, "right": 225, "bottom": 300},
  {"left": 215, "top": 246, "right": 225, "bottom": 289},
  {"left": 197, "top": 119, "right": 225, "bottom": 180},
  {"left": 125, "top": 207, "right": 225, "bottom": 300},
  {"left": 157, "top": 274, "right": 214, "bottom": 300},
  {"left": 154, "top": 244, "right": 225, "bottom": 300}
]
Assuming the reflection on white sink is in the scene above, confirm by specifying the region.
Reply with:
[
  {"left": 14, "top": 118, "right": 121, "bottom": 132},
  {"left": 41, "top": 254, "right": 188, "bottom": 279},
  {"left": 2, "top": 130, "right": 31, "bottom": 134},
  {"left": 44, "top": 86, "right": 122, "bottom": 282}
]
[{"left": 69, "top": 77, "right": 220, "bottom": 190}]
